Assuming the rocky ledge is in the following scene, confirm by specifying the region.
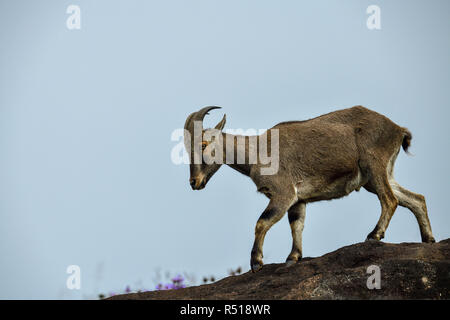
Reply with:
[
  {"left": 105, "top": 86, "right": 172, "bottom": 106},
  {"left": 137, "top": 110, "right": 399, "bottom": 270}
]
[{"left": 109, "top": 239, "right": 450, "bottom": 300}]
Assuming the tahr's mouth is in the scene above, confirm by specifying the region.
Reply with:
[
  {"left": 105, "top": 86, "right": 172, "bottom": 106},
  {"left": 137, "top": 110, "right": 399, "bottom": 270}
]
[{"left": 190, "top": 177, "right": 207, "bottom": 190}]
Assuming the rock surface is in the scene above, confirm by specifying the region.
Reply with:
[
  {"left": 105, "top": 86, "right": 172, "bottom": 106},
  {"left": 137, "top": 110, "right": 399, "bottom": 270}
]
[{"left": 109, "top": 239, "right": 450, "bottom": 300}]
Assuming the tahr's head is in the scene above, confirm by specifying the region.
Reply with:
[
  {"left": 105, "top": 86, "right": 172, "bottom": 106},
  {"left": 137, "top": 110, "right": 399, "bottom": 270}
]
[{"left": 184, "top": 106, "right": 226, "bottom": 190}]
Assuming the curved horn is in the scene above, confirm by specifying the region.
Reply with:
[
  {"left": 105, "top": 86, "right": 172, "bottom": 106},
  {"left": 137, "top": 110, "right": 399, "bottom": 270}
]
[
  {"left": 184, "top": 106, "right": 222, "bottom": 155},
  {"left": 184, "top": 106, "right": 222, "bottom": 133}
]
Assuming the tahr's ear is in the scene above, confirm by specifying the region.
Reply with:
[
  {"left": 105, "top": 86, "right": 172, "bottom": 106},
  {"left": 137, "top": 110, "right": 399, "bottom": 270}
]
[{"left": 214, "top": 114, "right": 226, "bottom": 131}]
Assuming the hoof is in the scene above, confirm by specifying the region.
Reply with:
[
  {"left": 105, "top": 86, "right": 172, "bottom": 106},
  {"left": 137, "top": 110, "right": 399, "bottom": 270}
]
[
  {"left": 366, "top": 230, "right": 383, "bottom": 242},
  {"left": 285, "top": 259, "right": 296, "bottom": 267},
  {"left": 251, "top": 263, "right": 263, "bottom": 273},
  {"left": 423, "top": 236, "right": 436, "bottom": 243}
]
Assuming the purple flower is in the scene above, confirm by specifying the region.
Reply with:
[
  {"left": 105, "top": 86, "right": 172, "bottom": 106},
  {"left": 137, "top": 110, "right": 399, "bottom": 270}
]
[
  {"left": 172, "top": 275, "right": 184, "bottom": 283},
  {"left": 155, "top": 275, "right": 186, "bottom": 291},
  {"left": 125, "top": 285, "right": 131, "bottom": 293}
]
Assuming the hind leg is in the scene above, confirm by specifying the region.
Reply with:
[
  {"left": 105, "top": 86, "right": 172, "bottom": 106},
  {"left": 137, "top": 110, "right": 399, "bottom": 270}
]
[
  {"left": 364, "top": 170, "right": 399, "bottom": 241},
  {"left": 390, "top": 181, "right": 435, "bottom": 243}
]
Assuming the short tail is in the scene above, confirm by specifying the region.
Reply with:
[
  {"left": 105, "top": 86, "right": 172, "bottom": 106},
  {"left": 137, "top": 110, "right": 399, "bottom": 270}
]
[{"left": 402, "top": 128, "right": 412, "bottom": 154}]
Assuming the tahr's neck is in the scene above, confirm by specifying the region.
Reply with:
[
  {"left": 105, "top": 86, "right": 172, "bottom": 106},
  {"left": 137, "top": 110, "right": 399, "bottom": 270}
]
[{"left": 221, "top": 132, "right": 253, "bottom": 177}]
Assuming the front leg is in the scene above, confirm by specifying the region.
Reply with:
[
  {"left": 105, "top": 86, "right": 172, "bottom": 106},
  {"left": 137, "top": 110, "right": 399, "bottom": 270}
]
[
  {"left": 286, "top": 201, "right": 306, "bottom": 266},
  {"left": 250, "top": 197, "right": 294, "bottom": 272}
]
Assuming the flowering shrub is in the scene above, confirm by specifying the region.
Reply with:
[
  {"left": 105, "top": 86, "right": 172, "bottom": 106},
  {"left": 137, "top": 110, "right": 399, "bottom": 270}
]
[
  {"left": 155, "top": 274, "right": 186, "bottom": 290},
  {"left": 98, "top": 266, "right": 242, "bottom": 299}
]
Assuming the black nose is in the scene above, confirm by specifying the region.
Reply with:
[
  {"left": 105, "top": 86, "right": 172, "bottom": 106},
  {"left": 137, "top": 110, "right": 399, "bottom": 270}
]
[{"left": 190, "top": 179, "right": 196, "bottom": 188}]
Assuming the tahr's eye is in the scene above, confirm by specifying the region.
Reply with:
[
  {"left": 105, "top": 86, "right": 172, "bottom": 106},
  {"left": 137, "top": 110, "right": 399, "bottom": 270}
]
[{"left": 201, "top": 142, "right": 208, "bottom": 150}]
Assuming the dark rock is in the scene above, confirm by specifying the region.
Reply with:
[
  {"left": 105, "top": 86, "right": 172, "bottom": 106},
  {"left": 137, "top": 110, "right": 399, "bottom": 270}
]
[{"left": 109, "top": 239, "right": 450, "bottom": 300}]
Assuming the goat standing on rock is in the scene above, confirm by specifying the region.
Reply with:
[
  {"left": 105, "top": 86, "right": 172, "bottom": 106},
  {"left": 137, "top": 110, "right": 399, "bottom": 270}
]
[{"left": 183, "top": 105, "right": 435, "bottom": 272}]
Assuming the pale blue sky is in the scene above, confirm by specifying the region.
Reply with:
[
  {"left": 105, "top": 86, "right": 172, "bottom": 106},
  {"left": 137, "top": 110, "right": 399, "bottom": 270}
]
[{"left": 0, "top": 0, "right": 449, "bottom": 299}]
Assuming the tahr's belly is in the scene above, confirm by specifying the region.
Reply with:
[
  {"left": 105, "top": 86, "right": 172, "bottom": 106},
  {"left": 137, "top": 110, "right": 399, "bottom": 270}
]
[{"left": 296, "top": 169, "right": 366, "bottom": 202}]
